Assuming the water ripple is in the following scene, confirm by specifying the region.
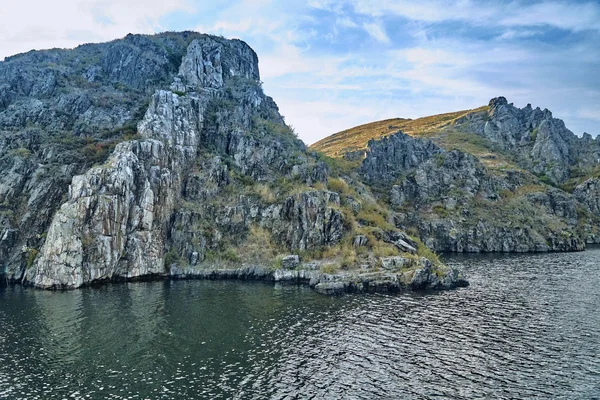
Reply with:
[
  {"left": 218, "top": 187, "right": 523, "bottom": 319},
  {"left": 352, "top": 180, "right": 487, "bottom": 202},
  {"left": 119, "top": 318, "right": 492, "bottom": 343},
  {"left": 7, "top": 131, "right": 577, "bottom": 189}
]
[{"left": 1, "top": 249, "right": 600, "bottom": 398}]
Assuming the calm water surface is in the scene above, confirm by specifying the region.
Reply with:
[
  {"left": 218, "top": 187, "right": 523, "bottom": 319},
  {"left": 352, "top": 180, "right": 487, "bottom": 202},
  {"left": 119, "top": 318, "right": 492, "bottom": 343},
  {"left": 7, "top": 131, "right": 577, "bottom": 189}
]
[{"left": 1, "top": 249, "right": 600, "bottom": 399}]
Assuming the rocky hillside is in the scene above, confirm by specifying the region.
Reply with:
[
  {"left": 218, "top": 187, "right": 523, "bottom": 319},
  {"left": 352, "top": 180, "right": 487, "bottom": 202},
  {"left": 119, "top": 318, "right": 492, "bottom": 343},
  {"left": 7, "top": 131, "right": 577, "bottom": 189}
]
[
  {"left": 311, "top": 97, "right": 600, "bottom": 252},
  {"left": 0, "top": 32, "right": 463, "bottom": 292}
]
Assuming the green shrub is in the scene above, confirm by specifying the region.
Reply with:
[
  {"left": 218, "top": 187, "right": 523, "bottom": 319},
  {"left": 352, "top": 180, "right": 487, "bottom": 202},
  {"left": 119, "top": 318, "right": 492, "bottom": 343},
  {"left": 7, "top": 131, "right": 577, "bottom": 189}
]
[
  {"left": 9, "top": 147, "right": 32, "bottom": 159},
  {"left": 26, "top": 248, "right": 39, "bottom": 269},
  {"left": 356, "top": 202, "right": 394, "bottom": 230},
  {"left": 272, "top": 255, "right": 284, "bottom": 269},
  {"left": 530, "top": 127, "right": 539, "bottom": 141},
  {"left": 164, "top": 247, "right": 180, "bottom": 267},
  {"left": 413, "top": 237, "right": 441, "bottom": 266},
  {"left": 432, "top": 204, "right": 449, "bottom": 217},
  {"left": 434, "top": 153, "right": 446, "bottom": 167},
  {"left": 222, "top": 248, "right": 241, "bottom": 263},
  {"left": 314, "top": 151, "right": 360, "bottom": 175},
  {"left": 252, "top": 116, "right": 297, "bottom": 139},
  {"left": 327, "top": 177, "right": 352, "bottom": 195}
]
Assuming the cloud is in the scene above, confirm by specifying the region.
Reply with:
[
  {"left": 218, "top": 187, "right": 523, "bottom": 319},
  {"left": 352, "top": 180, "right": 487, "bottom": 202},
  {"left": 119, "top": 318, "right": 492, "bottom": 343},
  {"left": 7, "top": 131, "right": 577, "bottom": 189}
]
[
  {"left": 349, "top": 0, "right": 496, "bottom": 22},
  {"left": 497, "top": 29, "right": 542, "bottom": 40},
  {"left": 499, "top": 1, "right": 600, "bottom": 32},
  {"left": 336, "top": 17, "right": 359, "bottom": 28},
  {"left": 577, "top": 108, "right": 600, "bottom": 121},
  {"left": 0, "top": 0, "right": 193, "bottom": 60},
  {"left": 362, "top": 22, "right": 390, "bottom": 43},
  {"left": 348, "top": 0, "right": 600, "bottom": 32}
]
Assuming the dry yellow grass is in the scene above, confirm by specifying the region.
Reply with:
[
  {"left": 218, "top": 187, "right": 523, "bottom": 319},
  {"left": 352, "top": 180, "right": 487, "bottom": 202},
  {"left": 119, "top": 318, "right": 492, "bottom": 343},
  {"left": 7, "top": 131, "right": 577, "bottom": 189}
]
[
  {"left": 309, "top": 105, "right": 530, "bottom": 172},
  {"left": 310, "top": 106, "right": 488, "bottom": 158}
]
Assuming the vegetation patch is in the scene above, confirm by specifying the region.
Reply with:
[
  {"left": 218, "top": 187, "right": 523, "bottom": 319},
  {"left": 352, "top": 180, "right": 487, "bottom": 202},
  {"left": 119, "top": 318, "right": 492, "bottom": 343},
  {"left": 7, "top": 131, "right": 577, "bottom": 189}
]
[
  {"left": 356, "top": 201, "right": 394, "bottom": 230},
  {"left": 8, "top": 147, "right": 33, "bottom": 159}
]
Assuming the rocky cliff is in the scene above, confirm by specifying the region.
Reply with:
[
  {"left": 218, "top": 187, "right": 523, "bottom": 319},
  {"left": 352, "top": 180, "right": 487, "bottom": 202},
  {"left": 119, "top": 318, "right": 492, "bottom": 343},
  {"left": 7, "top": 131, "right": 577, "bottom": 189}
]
[
  {"left": 312, "top": 98, "right": 600, "bottom": 253},
  {"left": 0, "top": 32, "right": 464, "bottom": 291}
]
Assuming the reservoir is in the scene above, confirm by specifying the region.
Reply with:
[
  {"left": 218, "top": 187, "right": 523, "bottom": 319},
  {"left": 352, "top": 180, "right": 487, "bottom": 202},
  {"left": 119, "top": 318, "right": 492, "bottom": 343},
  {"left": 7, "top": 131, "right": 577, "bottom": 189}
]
[{"left": 1, "top": 248, "right": 599, "bottom": 399}]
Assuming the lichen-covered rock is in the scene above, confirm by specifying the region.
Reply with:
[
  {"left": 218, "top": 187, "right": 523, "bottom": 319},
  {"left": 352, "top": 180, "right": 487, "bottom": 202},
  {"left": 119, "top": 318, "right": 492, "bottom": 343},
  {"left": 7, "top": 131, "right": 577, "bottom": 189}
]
[
  {"left": 357, "top": 127, "right": 598, "bottom": 253},
  {"left": 0, "top": 32, "right": 219, "bottom": 281},
  {"left": 261, "top": 191, "right": 344, "bottom": 250},
  {"left": 380, "top": 256, "right": 407, "bottom": 270},
  {"left": 26, "top": 139, "right": 182, "bottom": 288},
  {"left": 574, "top": 178, "right": 600, "bottom": 216},
  {"left": 353, "top": 235, "right": 368, "bottom": 247}
]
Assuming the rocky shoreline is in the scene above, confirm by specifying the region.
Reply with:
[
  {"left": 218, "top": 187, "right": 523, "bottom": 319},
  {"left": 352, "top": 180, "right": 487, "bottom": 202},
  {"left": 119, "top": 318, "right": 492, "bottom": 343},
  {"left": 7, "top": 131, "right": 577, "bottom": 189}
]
[
  {"left": 160, "top": 258, "right": 469, "bottom": 295},
  {"left": 7, "top": 256, "right": 468, "bottom": 295},
  {"left": 170, "top": 265, "right": 468, "bottom": 295}
]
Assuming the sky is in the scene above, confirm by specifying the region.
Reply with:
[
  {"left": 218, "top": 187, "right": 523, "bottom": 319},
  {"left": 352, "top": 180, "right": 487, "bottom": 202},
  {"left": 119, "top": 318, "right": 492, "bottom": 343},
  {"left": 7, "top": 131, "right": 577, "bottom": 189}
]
[{"left": 0, "top": 1, "right": 598, "bottom": 144}]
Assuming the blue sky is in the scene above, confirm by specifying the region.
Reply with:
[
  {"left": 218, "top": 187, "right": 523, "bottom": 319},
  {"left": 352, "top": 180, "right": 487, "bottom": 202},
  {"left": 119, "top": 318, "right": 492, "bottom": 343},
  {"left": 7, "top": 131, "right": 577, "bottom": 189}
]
[{"left": 1, "top": 0, "right": 598, "bottom": 143}]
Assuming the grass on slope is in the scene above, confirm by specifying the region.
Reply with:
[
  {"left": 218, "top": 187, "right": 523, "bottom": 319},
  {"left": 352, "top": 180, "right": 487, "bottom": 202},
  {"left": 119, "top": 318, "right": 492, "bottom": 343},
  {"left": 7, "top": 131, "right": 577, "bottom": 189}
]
[
  {"left": 310, "top": 105, "right": 527, "bottom": 172},
  {"left": 432, "top": 130, "right": 519, "bottom": 171},
  {"left": 310, "top": 106, "right": 488, "bottom": 158}
]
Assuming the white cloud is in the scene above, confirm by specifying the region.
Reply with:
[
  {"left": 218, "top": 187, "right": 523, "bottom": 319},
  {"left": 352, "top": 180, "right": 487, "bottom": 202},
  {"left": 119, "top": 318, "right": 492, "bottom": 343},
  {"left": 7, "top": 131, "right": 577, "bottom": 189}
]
[
  {"left": 336, "top": 17, "right": 359, "bottom": 28},
  {"left": 362, "top": 22, "right": 390, "bottom": 43},
  {"left": 499, "top": 1, "right": 600, "bottom": 32},
  {"left": 497, "top": 29, "right": 541, "bottom": 40},
  {"left": 0, "top": 0, "right": 193, "bottom": 60},
  {"left": 350, "top": 0, "right": 496, "bottom": 22},
  {"left": 577, "top": 108, "right": 600, "bottom": 121}
]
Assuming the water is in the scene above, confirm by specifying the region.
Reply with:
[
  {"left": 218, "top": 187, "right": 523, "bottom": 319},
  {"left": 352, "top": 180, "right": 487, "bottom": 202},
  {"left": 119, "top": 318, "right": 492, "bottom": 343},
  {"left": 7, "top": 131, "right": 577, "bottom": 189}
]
[{"left": 1, "top": 249, "right": 599, "bottom": 399}]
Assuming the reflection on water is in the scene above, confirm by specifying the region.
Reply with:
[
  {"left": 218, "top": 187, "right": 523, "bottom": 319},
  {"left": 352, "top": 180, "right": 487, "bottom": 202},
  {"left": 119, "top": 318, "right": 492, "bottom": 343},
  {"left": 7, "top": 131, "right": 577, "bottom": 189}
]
[{"left": 1, "top": 249, "right": 600, "bottom": 399}]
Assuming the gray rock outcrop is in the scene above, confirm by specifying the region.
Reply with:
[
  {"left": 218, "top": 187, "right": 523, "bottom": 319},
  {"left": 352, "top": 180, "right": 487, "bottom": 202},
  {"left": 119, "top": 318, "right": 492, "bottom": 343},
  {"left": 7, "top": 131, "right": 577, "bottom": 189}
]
[
  {"left": 457, "top": 96, "right": 600, "bottom": 184},
  {"left": 361, "top": 125, "right": 598, "bottom": 253}
]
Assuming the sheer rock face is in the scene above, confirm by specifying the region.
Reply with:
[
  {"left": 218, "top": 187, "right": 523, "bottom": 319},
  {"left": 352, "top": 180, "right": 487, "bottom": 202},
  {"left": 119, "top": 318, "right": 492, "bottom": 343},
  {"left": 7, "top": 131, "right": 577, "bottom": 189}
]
[
  {"left": 261, "top": 191, "right": 344, "bottom": 250},
  {"left": 26, "top": 140, "right": 181, "bottom": 288},
  {"left": 0, "top": 32, "right": 208, "bottom": 281},
  {"left": 172, "top": 37, "right": 259, "bottom": 91},
  {"left": 390, "top": 150, "right": 503, "bottom": 207}
]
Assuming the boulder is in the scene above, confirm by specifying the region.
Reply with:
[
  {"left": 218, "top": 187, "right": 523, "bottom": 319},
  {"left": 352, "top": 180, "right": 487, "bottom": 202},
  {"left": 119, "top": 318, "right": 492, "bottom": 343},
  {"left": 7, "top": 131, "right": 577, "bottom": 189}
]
[{"left": 281, "top": 255, "right": 300, "bottom": 269}]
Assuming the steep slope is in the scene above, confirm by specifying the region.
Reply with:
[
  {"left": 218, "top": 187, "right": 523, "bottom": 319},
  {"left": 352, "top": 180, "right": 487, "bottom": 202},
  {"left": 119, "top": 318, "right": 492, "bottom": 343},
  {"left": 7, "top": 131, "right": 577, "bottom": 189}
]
[
  {"left": 311, "top": 98, "right": 600, "bottom": 252},
  {"left": 0, "top": 32, "right": 464, "bottom": 292}
]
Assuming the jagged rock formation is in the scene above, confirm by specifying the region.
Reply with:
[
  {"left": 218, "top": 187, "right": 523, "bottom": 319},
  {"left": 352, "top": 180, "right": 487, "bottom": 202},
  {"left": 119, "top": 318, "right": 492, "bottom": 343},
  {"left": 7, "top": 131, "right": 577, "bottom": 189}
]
[
  {"left": 0, "top": 32, "right": 464, "bottom": 291},
  {"left": 313, "top": 97, "right": 600, "bottom": 253},
  {"left": 457, "top": 97, "right": 600, "bottom": 184},
  {"left": 0, "top": 32, "right": 211, "bottom": 281}
]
